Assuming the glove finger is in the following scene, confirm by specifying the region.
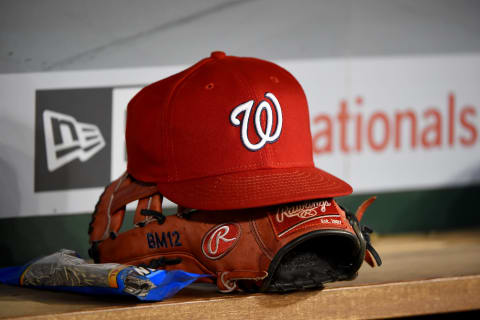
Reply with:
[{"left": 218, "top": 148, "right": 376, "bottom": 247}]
[
  {"left": 89, "top": 173, "right": 129, "bottom": 242},
  {"left": 109, "top": 206, "right": 126, "bottom": 237},
  {"left": 355, "top": 196, "right": 376, "bottom": 221},
  {"left": 364, "top": 249, "right": 375, "bottom": 267},
  {"left": 134, "top": 198, "right": 151, "bottom": 225}
]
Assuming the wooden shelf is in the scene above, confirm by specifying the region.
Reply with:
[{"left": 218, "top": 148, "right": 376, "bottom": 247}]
[{"left": 1, "top": 230, "right": 480, "bottom": 319}]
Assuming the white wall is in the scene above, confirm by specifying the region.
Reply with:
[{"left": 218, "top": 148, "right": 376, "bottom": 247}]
[
  {"left": 1, "top": 0, "right": 479, "bottom": 73},
  {"left": 1, "top": 0, "right": 479, "bottom": 218}
]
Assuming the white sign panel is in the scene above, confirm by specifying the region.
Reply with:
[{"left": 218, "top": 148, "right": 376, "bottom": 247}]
[
  {"left": 0, "top": 54, "right": 479, "bottom": 218},
  {"left": 298, "top": 55, "right": 480, "bottom": 192}
]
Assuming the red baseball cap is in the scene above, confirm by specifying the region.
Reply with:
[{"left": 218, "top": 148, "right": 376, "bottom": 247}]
[{"left": 126, "top": 51, "right": 352, "bottom": 210}]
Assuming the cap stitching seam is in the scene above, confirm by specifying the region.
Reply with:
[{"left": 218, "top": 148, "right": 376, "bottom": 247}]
[{"left": 165, "top": 58, "right": 213, "bottom": 182}]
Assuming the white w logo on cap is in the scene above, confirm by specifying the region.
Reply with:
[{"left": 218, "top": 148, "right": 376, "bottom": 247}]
[{"left": 230, "top": 92, "right": 283, "bottom": 151}]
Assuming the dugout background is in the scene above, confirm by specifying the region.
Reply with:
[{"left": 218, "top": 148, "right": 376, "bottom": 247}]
[{"left": 1, "top": 0, "right": 480, "bottom": 267}]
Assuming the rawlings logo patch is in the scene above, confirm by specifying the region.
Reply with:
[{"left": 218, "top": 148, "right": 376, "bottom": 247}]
[
  {"left": 269, "top": 199, "right": 345, "bottom": 238},
  {"left": 202, "top": 223, "right": 241, "bottom": 260},
  {"left": 275, "top": 200, "right": 331, "bottom": 222}
]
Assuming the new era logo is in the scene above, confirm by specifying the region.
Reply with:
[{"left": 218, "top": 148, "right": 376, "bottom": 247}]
[
  {"left": 43, "top": 110, "right": 106, "bottom": 172},
  {"left": 35, "top": 88, "right": 112, "bottom": 192}
]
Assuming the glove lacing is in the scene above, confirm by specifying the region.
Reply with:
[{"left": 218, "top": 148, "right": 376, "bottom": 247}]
[
  {"left": 344, "top": 197, "right": 382, "bottom": 267},
  {"left": 137, "top": 208, "right": 166, "bottom": 226}
]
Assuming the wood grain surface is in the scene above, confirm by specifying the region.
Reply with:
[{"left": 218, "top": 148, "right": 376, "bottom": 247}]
[{"left": 1, "top": 230, "right": 479, "bottom": 319}]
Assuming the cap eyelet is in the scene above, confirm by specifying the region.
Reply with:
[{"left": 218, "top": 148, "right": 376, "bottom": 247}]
[
  {"left": 270, "top": 76, "right": 279, "bottom": 83},
  {"left": 205, "top": 83, "right": 215, "bottom": 90}
]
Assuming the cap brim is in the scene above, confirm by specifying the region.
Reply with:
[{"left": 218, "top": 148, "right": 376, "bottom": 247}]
[{"left": 157, "top": 167, "right": 352, "bottom": 210}]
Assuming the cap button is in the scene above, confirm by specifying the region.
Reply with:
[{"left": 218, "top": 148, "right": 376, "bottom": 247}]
[{"left": 210, "top": 51, "right": 226, "bottom": 59}]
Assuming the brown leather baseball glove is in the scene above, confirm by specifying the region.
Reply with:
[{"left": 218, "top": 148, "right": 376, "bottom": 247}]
[{"left": 88, "top": 173, "right": 381, "bottom": 292}]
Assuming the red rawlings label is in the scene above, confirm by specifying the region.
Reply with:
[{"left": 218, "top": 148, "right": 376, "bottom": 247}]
[
  {"left": 268, "top": 199, "right": 346, "bottom": 238},
  {"left": 202, "top": 223, "right": 241, "bottom": 260}
]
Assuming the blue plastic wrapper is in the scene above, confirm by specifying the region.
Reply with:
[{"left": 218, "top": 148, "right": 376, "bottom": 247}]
[{"left": 0, "top": 249, "right": 206, "bottom": 301}]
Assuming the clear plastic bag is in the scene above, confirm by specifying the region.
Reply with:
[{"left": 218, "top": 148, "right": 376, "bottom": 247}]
[{"left": 0, "top": 249, "right": 206, "bottom": 301}]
